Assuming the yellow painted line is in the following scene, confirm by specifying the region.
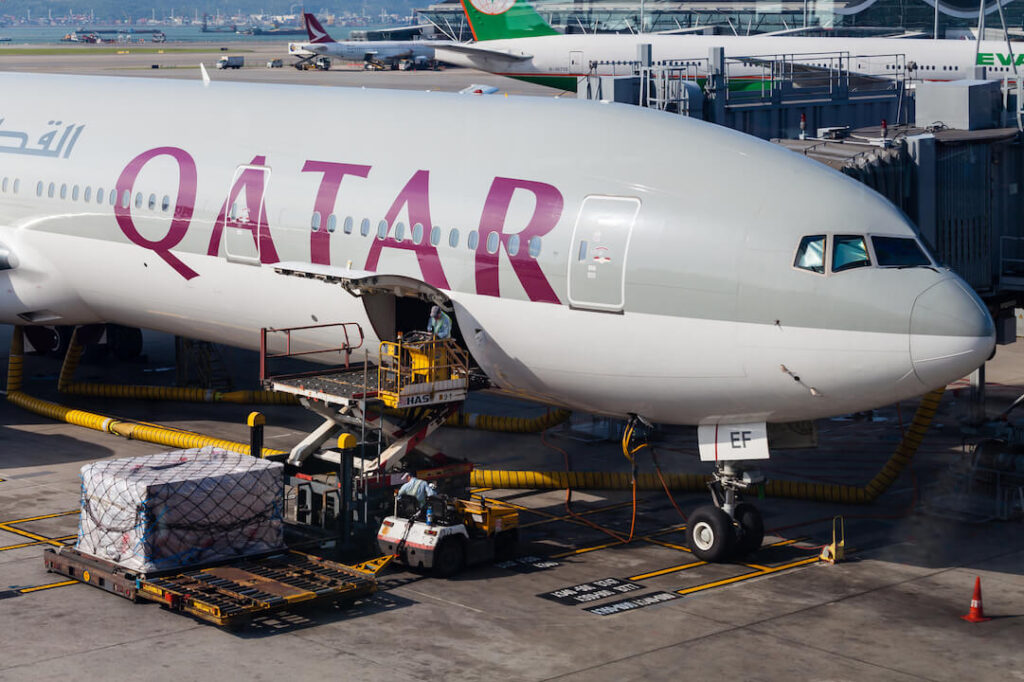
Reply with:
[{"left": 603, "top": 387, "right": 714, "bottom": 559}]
[
  {"left": 469, "top": 487, "right": 492, "bottom": 494},
  {"left": 676, "top": 556, "right": 821, "bottom": 596},
  {"left": 644, "top": 538, "right": 692, "bottom": 552},
  {"left": 0, "top": 523, "right": 65, "bottom": 547},
  {"left": 764, "top": 538, "right": 801, "bottom": 548},
  {"left": 550, "top": 539, "right": 624, "bottom": 559},
  {"left": 520, "top": 501, "right": 637, "bottom": 528},
  {"left": 0, "top": 535, "right": 76, "bottom": 552},
  {"left": 1, "top": 510, "right": 78, "bottom": 525},
  {"left": 628, "top": 560, "right": 707, "bottom": 581},
  {"left": 741, "top": 562, "right": 772, "bottom": 571},
  {"left": 18, "top": 580, "right": 78, "bottom": 594}
]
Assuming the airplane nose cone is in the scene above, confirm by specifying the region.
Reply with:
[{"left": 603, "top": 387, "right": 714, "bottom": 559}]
[{"left": 910, "top": 278, "right": 995, "bottom": 388}]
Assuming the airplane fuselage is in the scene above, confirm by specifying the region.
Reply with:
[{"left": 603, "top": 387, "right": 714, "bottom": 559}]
[
  {"left": 0, "top": 74, "right": 993, "bottom": 426},
  {"left": 289, "top": 39, "right": 449, "bottom": 64}
]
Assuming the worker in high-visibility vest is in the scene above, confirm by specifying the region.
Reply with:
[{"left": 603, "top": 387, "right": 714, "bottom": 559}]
[{"left": 427, "top": 305, "right": 452, "bottom": 339}]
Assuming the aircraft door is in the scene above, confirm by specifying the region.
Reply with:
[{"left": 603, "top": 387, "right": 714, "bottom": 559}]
[
  {"left": 223, "top": 164, "right": 270, "bottom": 265},
  {"left": 570, "top": 51, "right": 584, "bottom": 72},
  {"left": 567, "top": 195, "right": 640, "bottom": 313}
]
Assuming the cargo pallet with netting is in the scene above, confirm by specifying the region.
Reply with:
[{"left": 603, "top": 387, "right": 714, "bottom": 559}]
[{"left": 43, "top": 546, "right": 388, "bottom": 628}]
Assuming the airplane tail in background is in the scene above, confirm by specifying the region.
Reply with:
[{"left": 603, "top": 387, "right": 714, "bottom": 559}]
[
  {"left": 458, "top": 0, "right": 559, "bottom": 41},
  {"left": 303, "top": 13, "right": 336, "bottom": 43}
]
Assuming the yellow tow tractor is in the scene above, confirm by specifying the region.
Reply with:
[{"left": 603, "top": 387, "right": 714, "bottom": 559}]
[{"left": 377, "top": 494, "right": 519, "bottom": 577}]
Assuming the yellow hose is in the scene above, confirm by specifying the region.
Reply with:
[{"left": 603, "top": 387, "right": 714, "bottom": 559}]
[
  {"left": 444, "top": 408, "right": 572, "bottom": 433},
  {"left": 471, "top": 388, "right": 946, "bottom": 505}
]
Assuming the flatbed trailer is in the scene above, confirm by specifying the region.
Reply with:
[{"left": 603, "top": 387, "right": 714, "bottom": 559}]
[{"left": 44, "top": 546, "right": 386, "bottom": 627}]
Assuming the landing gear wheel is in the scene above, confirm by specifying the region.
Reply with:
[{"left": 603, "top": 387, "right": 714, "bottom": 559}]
[
  {"left": 732, "top": 503, "right": 764, "bottom": 557},
  {"left": 432, "top": 538, "right": 465, "bottom": 578},
  {"left": 687, "top": 505, "right": 735, "bottom": 562}
]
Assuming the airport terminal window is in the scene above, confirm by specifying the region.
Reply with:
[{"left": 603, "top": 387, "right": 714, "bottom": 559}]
[
  {"left": 84, "top": 187, "right": 92, "bottom": 203},
  {"left": 486, "top": 231, "right": 500, "bottom": 254},
  {"left": 507, "top": 234, "right": 520, "bottom": 257},
  {"left": 528, "top": 236, "right": 542, "bottom": 258},
  {"left": 394, "top": 222, "right": 406, "bottom": 242},
  {"left": 832, "top": 235, "right": 871, "bottom": 272},
  {"left": 449, "top": 228, "right": 460, "bottom": 248},
  {"left": 430, "top": 225, "right": 440, "bottom": 246},
  {"left": 310, "top": 212, "right": 321, "bottom": 231},
  {"left": 343, "top": 216, "right": 353, "bottom": 234},
  {"left": 467, "top": 230, "right": 479, "bottom": 250},
  {"left": 794, "top": 235, "right": 825, "bottom": 273},
  {"left": 377, "top": 220, "right": 388, "bottom": 240},
  {"left": 412, "top": 223, "right": 424, "bottom": 245},
  {"left": 871, "top": 236, "right": 931, "bottom": 267},
  {"left": 360, "top": 218, "right": 370, "bottom": 237},
  {"left": 327, "top": 214, "right": 337, "bottom": 233}
]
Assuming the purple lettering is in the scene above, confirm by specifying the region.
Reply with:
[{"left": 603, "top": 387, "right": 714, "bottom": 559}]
[
  {"left": 475, "top": 177, "right": 562, "bottom": 304},
  {"left": 206, "top": 155, "right": 280, "bottom": 264},
  {"left": 364, "top": 170, "right": 450, "bottom": 289},
  {"left": 301, "top": 160, "right": 371, "bottom": 265},
  {"left": 114, "top": 147, "right": 199, "bottom": 280}
]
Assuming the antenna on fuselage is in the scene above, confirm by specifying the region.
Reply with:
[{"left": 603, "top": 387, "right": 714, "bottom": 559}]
[{"left": 200, "top": 62, "right": 211, "bottom": 87}]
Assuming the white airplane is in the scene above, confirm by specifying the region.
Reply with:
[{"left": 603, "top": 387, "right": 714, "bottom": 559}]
[
  {"left": 0, "top": 73, "right": 993, "bottom": 560},
  {"left": 288, "top": 13, "right": 452, "bottom": 70},
  {"left": 435, "top": 0, "right": 1024, "bottom": 91}
]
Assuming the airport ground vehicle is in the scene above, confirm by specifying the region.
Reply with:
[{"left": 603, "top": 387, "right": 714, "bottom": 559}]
[
  {"left": 266, "top": 58, "right": 283, "bottom": 68},
  {"left": 378, "top": 495, "right": 519, "bottom": 577},
  {"left": 296, "top": 55, "right": 331, "bottom": 70},
  {"left": 216, "top": 56, "right": 244, "bottom": 69}
]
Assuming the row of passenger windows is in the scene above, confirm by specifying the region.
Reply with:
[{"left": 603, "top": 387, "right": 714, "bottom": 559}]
[
  {"left": 31, "top": 179, "right": 174, "bottom": 212},
  {"left": 794, "top": 234, "right": 932, "bottom": 274},
  {"left": 1, "top": 177, "right": 21, "bottom": 194},
  {"left": 299, "top": 210, "right": 543, "bottom": 258}
]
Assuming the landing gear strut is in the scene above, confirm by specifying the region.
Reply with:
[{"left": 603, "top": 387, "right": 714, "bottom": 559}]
[{"left": 687, "top": 462, "right": 765, "bottom": 562}]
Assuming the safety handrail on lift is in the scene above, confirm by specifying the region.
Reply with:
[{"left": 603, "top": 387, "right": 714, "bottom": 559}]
[{"left": 260, "top": 322, "right": 365, "bottom": 384}]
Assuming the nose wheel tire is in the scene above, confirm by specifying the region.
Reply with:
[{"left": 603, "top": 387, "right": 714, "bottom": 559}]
[
  {"left": 733, "top": 503, "right": 764, "bottom": 557},
  {"left": 686, "top": 505, "right": 735, "bottom": 562}
]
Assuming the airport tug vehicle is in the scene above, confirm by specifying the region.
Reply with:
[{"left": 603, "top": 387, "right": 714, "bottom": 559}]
[{"left": 378, "top": 494, "right": 519, "bottom": 577}]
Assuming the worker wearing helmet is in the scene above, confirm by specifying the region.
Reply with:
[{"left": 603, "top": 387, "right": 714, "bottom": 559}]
[
  {"left": 427, "top": 305, "right": 452, "bottom": 339},
  {"left": 397, "top": 472, "right": 437, "bottom": 508}
]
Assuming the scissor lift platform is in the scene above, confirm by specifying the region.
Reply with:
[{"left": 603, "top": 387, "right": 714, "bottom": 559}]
[
  {"left": 44, "top": 546, "right": 384, "bottom": 627},
  {"left": 268, "top": 366, "right": 380, "bottom": 407}
]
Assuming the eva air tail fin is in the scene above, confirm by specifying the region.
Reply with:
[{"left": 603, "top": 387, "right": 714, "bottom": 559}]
[{"left": 459, "top": 0, "right": 560, "bottom": 41}]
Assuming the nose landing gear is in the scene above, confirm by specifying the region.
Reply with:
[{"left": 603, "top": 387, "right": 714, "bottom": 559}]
[{"left": 687, "top": 462, "right": 765, "bottom": 562}]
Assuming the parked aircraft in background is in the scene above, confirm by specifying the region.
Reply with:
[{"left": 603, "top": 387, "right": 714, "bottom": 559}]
[
  {"left": 289, "top": 12, "right": 453, "bottom": 70},
  {"left": 0, "top": 73, "right": 993, "bottom": 560},
  {"left": 434, "top": 0, "right": 1024, "bottom": 90}
]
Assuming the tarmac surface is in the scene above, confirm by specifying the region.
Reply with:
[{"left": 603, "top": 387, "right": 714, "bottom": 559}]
[{"left": 0, "top": 53, "right": 1023, "bottom": 681}]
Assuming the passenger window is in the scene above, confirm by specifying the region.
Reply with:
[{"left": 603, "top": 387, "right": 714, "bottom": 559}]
[
  {"left": 327, "top": 214, "right": 337, "bottom": 233},
  {"left": 134, "top": 193, "right": 142, "bottom": 209},
  {"left": 486, "top": 231, "right": 500, "bottom": 254},
  {"left": 343, "top": 216, "right": 353, "bottom": 234},
  {"left": 507, "top": 234, "right": 520, "bottom": 256},
  {"left": 832, "top": 235, "right": 871, "bottom": 272},
  {"left": 394, "top": 222, "right": 406, "bottom": 242},
  {"left": 377, "top": 220, "right": 388, "bottom": 240},
  {"left": 430, "top": 225, "right": 440, "bottom": 246},
  {"left": 360, "top": 218, "right": 370, "bottom": 237},
  {"left": 310, "top": 212, "right": 321, "bottom": 231},
  {"left": 148, "top": 194, "right": 156, "bottom": 210},
  {"left": 60, "top": 184, "right": 67, "bottom": 199},
  {"left": 528, "top": 236, "right": 542, "bottom": 258},
  {"left": 794, "top": 235, "right": 826, "bottom": 274},
  {"left": 449, "top": 228, "right": 460, "bottom": 248},
  {"left": 84, "top": 186, "right": 92, "bottom": 203},
  {"left": 36, "top": 181, "right": 43, "bottom": 197},
  {"left": 111, "top": 191, "right": 118, "bottom": 207},
  {"left": 48, "top": 183, "right": 55, "bottom": 198},
  {"left": 121, "top": 190, "right": 130, "bottom": 208},
  {"left": 412, "top": 222, "right": 424, "bottom": 245},
  {"left": 467, "top": 230, "right": 479, "bottom": 250},
  {"left": 11, "top": 179, "right": 18, "bottom": 194},
  {"left": 161, "top": 195, "right": 170, "bottom": 212},
  {"left": 72, "top": 185, "right": 80, "bottom": 201},
  {"left": 871, "top": 236, "right": 931, "bottom": 267},
  {"left": 1, "top": 177, "right": 7, "bottom": 192}
]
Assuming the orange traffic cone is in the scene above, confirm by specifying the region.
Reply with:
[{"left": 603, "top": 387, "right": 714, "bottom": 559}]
[{"left": 961, "top": 576, "right": 991, "bottom": 623}]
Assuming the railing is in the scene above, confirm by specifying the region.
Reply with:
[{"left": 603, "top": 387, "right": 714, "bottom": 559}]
[
  {"left": 259, "top": 322, "right": 365, "bottom": 384},
  {"left": 377, "top": 334, "right": 470, "bottom": 409}
]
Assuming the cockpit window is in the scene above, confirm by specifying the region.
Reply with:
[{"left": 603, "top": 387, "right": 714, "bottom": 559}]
[
  {"left": 832, "top": 235, "right": 871, "bottom": 272},
  {"left": 794, "top": 235, "right": 825, "bottom": 274},
  {"left": 871, "top": 236, "right": 931, "bottom": 267}
]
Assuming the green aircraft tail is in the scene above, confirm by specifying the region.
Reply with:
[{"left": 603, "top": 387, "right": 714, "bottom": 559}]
[{"left": 459, "top": 0, "right": 559, "bottom": 41}]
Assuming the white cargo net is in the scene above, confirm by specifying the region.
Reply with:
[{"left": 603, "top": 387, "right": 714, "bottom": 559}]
[{"left": 76, "top": 447, "right": 284, "bottom": 573}]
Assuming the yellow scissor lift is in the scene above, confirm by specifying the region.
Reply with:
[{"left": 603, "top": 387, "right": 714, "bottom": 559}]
[{"left": 377, "top": 333, "right": 471, "bottom": 410}]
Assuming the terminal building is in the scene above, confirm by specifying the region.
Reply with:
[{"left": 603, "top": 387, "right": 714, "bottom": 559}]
[{"left": 418, "top": 0, "right": 1024, "bottom": 38}]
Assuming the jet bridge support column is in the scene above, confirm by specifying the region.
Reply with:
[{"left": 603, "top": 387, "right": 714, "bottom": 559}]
[{"left": 707, "top": 47, "right": 726, "bottom": 126}]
